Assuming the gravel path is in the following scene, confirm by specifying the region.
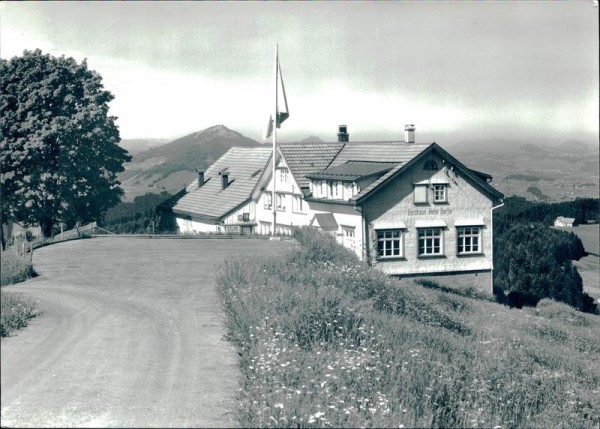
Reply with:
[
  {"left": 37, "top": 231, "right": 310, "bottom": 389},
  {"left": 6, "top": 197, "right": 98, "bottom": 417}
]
[{"left": 1, "top": 237, "right": 289, "bottom": 428}]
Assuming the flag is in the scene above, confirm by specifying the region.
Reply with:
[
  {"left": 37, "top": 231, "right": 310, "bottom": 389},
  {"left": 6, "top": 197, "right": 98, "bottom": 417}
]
[{"left": 264, "top": 47, "right": 289, "bottom": 139}]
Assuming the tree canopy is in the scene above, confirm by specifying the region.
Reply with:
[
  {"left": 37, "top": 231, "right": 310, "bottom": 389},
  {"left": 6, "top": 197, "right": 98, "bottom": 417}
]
[{"left": 1, "top": 50, "right": 130, "bottom": 239}]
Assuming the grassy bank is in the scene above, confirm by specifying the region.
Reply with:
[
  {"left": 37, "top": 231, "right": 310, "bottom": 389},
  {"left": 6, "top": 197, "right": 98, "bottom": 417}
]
[
  {"left": 216, "top": 227, "right": 599, "bottom": 428},
  {"left": 1, "top": 250, "right": 39, "bottom": 337}
]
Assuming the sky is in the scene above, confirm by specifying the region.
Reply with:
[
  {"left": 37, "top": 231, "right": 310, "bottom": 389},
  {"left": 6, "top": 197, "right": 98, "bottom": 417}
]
[{"left": 1, "top": 1, "right": 598, "bottom": 144}]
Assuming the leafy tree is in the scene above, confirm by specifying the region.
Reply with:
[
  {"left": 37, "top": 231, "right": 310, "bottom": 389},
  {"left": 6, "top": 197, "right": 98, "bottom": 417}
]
[{"left": 1, "top": 50, "right": 130, "bottom": 239}]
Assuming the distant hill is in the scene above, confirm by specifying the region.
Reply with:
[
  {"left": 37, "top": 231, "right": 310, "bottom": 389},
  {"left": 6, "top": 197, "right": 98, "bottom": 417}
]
[
  {"left": 120, "top": 138, "right": 170, "bottom": 155},
  {"left": 448, "top": 138, "right": 599, "bottom": 202},
  {"left": 119, "top": 125, "right": 263, "bottom": 200}
]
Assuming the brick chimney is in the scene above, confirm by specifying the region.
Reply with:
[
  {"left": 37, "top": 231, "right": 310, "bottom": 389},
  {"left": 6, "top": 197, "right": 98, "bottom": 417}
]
[
  {"left": 404, "top": 124, "right": 415, "bottom": 144},
  {"left": 197, "top": 170, "right": 205, "bottom": 187},
  {"left": 337, "top": 125, "right": 349, "bottom": 142},
  {"left": 220, "top": 169, "right": 229, "bottom": 190}
]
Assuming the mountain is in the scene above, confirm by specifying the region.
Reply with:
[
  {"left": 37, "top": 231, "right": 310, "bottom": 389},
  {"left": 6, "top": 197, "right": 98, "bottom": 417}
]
[
  {"left": 298, "top": 135, "right": 325, "bottom": 143},
  {"left": 120, "top": 138, "right": 170, "bottom": 155},
  {"left": 119, "top": 125, "right": 263, "bottom": 200},
  {"left": 449, "top": 138, "right": 599, "bottom": 202}
]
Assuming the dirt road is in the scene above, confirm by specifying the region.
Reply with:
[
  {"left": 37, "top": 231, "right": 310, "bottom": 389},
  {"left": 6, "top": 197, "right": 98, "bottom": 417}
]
[{"left": 1, "top": 237, "right": 289, "bottom": 428}]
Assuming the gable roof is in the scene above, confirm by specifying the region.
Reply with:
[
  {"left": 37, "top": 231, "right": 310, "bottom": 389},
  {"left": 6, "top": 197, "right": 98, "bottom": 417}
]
[
  {"left": 172, "top": 146, "right": 271, "bottom": 219},
  {"left": 351, "top": 143, "right": 504, "bottom": 204},
  {"left": 306, "top": 161, "right": 397, "bottom": 181}
]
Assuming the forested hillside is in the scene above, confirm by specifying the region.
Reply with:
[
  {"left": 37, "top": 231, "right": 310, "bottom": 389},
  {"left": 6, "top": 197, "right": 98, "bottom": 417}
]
[{"left": 99, "top": 192, "right": 176, "bottom": 234}]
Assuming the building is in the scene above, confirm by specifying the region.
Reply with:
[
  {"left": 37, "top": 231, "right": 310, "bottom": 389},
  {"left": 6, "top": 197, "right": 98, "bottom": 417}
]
[
  {"left": 554, "top": 216, "right": 576, "bottom": 227},
  {"left": 171, "top": 147, "right": 272, "bottom": 234},
  {"left": 172, "top": 125, "right": 504, "bottom": 294}
]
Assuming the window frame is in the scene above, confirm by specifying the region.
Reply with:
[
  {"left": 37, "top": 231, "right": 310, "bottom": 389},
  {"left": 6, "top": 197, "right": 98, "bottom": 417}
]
[
  {"left": 275, "top": 193, "right": 286, "bottom": 211},
  {"left": 457, "top": 226, "right": 482, "bottom": 255},
  {"left": 432, "top": 184, "right": 448, "bottom": 203},
  {"left": 376, "top": 229, "right": 405, "bottom": 259},
  {"left": 263, "top": 192, "right": 272, "bottom": 209},
  {"left": 417, "top": 227, "right": 444, "bottom": 257},
  {"left": 292, "top": 195, "right": 304, "bottom": 214},
  {"left": 278, "top": 167, "right": 289, "bottom": 183}
]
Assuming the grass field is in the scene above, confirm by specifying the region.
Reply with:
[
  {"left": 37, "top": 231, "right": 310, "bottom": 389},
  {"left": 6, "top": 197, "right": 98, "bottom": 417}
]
[
  {"left": 217, "top": 227, "right": 600, "bottom": 428},
  {"left": 567, "top": 224, "right": 600, "bottom": 302}
]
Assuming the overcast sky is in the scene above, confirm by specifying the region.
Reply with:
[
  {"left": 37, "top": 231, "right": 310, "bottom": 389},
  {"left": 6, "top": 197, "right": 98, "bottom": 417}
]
[{"left": 1, "top": 1, "right": 598, "bottom": 144}]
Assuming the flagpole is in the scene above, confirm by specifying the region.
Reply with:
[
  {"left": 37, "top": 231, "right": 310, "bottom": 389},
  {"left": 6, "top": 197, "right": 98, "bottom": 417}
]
[{"left": 271, "top": 44, "right": 278, "bottom": 237}]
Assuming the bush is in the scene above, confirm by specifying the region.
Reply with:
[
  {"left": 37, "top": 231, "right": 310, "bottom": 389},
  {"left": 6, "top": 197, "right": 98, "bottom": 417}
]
[
  {"left": 0, "top": 291, "right": 39, "bottom": 337},
  {"left": 1, "top": 250, "right": 35, "bottom": 286}
]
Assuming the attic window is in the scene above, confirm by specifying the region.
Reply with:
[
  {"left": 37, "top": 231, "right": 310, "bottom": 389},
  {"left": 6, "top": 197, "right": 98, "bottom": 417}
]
[{"left": 423, "top": 160, "right": 438, "bottom": 170}]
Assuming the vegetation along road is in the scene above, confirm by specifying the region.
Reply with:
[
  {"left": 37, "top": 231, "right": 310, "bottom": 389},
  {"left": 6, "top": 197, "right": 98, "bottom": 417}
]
[{"left": 1, "top": 237, "right": 289, "bottom": 428}]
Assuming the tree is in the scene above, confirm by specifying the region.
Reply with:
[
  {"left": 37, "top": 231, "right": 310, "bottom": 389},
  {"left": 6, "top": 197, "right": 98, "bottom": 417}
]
[{"left": 1, "top": 50, "right": 130, "bottom": 239}]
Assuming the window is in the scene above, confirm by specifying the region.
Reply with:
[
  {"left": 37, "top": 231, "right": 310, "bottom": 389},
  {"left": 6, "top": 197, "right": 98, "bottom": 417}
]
[
  {"left": 423, "top": 160, "right": 438, "bottom": 170},
  {"left": 330, "top": 181, "right": 341, "bottom": 198},
  {"left": 320, "top": 181, "right": 326, "bottom": 198},
  {"left": 264, "top": 192, "right": 272, "bottom": 209},
  {"left": 457, "top": 226, "right": 481, "bottom": 255},
  {"left": 276, "top": 193, "right": 286, "bottom": 211},
  {"left": 292, "top": 195, "right": 304, "bottom": 213},
  {"left": 432, "top": 184, "right": 447, "bottom": 203},
  {"left": 343, "top": 226, "right": 356, "bottom": 251},
  {"left": 376, "top": 230, "right": 404, "bottom": 258},
  {"left": 413, "top": 185, "right": 428, "bottom": 204},
  {"left": 278, "top": 167, "right": 289, "bottom": 183},
  {"left": 418, "top": 228, "right": 443, "bottom": 256}
]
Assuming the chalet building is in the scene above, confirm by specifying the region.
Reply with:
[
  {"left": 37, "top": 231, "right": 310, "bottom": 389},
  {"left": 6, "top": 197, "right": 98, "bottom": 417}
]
[
  {"left": 171, "top": 147, "right": 272, "bottom": 234},
  {"left": 172, "top": 125, "right": 504, "bottom": 294},
  {"left": 554, "top": 216, "right": 576, "bottom": 228}
]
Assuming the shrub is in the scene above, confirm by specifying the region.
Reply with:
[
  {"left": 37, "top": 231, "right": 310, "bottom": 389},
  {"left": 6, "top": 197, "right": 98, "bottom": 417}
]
[{"left": 1, "top": 250, "right": 35, "bottom": 286}]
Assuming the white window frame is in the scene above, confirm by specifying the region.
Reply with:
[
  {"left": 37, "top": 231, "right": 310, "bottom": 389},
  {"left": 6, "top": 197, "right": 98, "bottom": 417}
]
[
  {"left": 278, "top": 167, "right": 289, "bottom": 183},
  {"left": 413, "top": 185, "right": 428, "bottom": 204},
  {"left": 376, "top": 229, "right": 404, "bottom": 258},
  {"left": 418, "top": 227, "right": 444, "bottom": 256},
  {"left": 457, "top": 226, "right": 482, "bottom": 255},
  {"left": 276, "top": 193, "right": 286, "bottom": 211},
  {"left": 432, "top": 184, "right": 447, "bottom": 203},
  {"left": 263, "top": 192, "right": 272, "bottom": 209},
  {"left": 292, "top": 195, "right": 304, "bottom": 214}
]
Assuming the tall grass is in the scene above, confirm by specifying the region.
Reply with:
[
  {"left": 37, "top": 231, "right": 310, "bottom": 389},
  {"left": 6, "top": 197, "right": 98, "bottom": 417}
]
[
  {"left": 216, "top": 227, "right": 600, "bottom": 428},
  {"left": 1, "top": 249, "right": 39, "bottom": 337},
  {"left": 1, "top": 249, "right": 35, "bottom": 286}
]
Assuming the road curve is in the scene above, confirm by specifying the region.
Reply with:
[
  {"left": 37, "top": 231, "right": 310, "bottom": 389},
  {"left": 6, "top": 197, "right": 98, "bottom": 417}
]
[{"left": 1, "top": 237, "right": 289, "bottom": 428}]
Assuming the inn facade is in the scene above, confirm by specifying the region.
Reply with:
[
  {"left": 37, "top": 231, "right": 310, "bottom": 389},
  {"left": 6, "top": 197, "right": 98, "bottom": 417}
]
[{"left": 171, "top": 125, "right": 504, "bottom": 294}]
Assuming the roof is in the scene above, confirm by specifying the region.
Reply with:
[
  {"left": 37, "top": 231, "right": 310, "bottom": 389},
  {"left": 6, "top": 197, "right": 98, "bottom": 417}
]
[
  {"left": 306, "top": 161, "right": 397, "bottom": 181},
  {"left": 311, "top": 212, "right": 338, "bottom": 231},
  {"left": 277, "top": 142, "right": 344, "bottom": 189},
  {"left": 555, "top": 216, "right": 576, "bottom": 223},
  {"left": 351, "top": 143, "right": 504, "bottom": 204},
  {"left": 172, "top": 146, "right": 272, "bottom": 219},
  {"left": 330, "top": 141, "right": 430, "bottom": 166}
]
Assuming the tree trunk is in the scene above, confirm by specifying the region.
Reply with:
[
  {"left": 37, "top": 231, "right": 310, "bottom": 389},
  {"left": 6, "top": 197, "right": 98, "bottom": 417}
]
[{"left": 41, "top": 218, "right": 54, "bottom": 238}]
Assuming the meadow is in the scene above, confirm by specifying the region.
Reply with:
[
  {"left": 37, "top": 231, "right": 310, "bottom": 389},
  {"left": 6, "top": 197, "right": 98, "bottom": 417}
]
[
  {"left": 217, "top": 227, "right": 600, "bottom": 428},
  {"left": 1, "top": 250, "right": 39, "bottom": 337}
]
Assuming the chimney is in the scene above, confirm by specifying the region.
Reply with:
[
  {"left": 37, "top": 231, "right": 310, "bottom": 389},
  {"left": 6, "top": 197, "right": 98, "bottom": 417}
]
[
  {"left": 220, "top": 169, "right": 229, "bottom": 190},
  {"left": 404, "top": 124, "right": 415, "bottom": 144},
  {"left": 337, "top": 125, "right": 349, "bottom": 142},
  {"left": 197, "top": 170, "right": 205, "bottom": 187}
]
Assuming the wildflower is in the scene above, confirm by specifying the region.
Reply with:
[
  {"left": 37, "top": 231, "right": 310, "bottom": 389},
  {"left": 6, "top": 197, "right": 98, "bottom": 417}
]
[{"left": 274, "top": 403, "right": 284, "bottom": 409}]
